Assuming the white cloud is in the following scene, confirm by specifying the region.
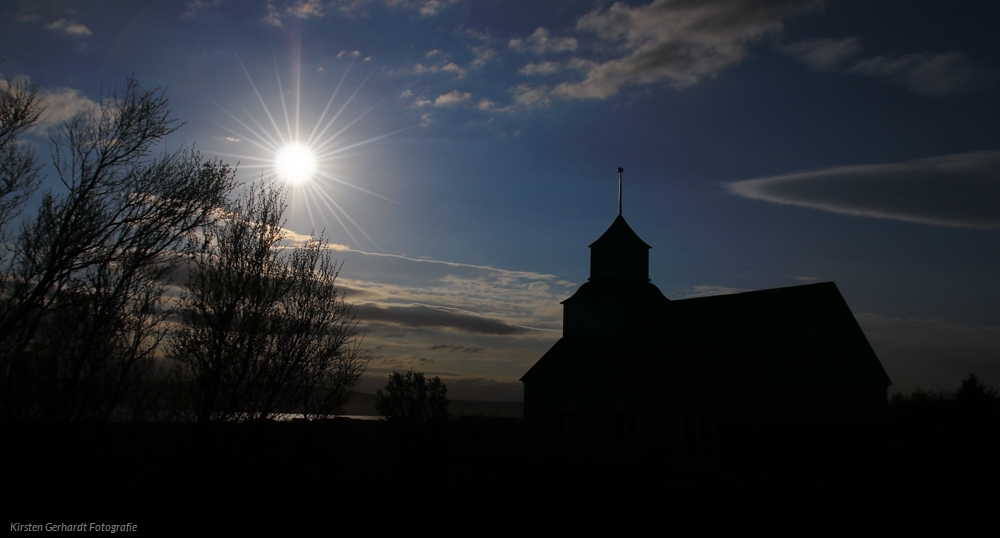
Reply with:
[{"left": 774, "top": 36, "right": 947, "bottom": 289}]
[
  {"left": 726, "top": 151, "right": 1000, "bottom": 228},
  {"left": 329, "top": 0, "right": 372, "bottom": 17},
  {"left": 440, "top": 62, "right": 466, "bottom": 77},
  {"left": 470, "top": 46, "right": 496, "bottom": 69},
  {"left": 46, "top": 18, "right": 92, "bottom": 37},
  {"left": 433, "top": 90, "right": 471, "bottom": 106},
  {"left": 290, "top": 0, "right": 325, "bottom": 18},
  {"left": 182, "top": 0, "right": 224, "bottom": 18},
  {"left": 262, "top": 2, "right": 284, "bottom": 27},
  {"left": 0, "top": 78, "right": 101, "bottom": 134},
  {"left": 509, "top": 27, "right": 578, "bottom": 55},
  {"left": 520, "top": 61, "right": 561, "bottom": 75},
  {"left": 509, "top": 84, "right": 552, "bottom": 108},
  {"left": 261, "top": 0, "right": 326, "bottom": 27},
  {"left": 413, "top": 61, "right": 467, "bottom": 78},
  {"left": 385, "top": 0, "right": 459, "bottom": 16}
]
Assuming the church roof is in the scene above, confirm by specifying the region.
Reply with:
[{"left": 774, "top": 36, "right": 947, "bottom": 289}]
[
  {"left": 588, "top": 215, "right": 651, "bottom": 250},
  {"left": 561, "top": 279, "right": 668, "bottom": 305},
  {"left": 522, "top": 282, "right": 891, "bottom": 386}
]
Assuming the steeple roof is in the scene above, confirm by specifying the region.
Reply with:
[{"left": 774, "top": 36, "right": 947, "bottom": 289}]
[
  {"left": 587, "top": 214, "right": 652, "bottom": 282},
  {"left": 589, "top": 214, "right": 651, "bottom": 250}
]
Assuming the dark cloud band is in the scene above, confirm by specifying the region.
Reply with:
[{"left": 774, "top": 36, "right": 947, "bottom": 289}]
[{"left": 356, "top": 302, "right": 532, "bottom": 335}]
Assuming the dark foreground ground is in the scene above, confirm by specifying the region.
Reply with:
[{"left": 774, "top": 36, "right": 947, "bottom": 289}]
[{"left": 4, "top": 410, "right": 998, "bottom": 532}]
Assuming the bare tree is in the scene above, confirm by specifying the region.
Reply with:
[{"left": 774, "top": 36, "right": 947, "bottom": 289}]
[
  {"left": 168, "top": 182, "right": 367, "bottom": 422},
  {"left": 276, "top": 244, "right": 368, "bottom": 420},
  {"left": 0, "top": 71, "right": 44, "bottom": 252},
  {"left": 0, "top": 76, "right": 236, "bottom": 421}
]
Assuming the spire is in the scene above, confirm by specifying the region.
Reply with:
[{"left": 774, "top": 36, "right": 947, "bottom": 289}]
[{"left": 617, "top": 167, "right": 623, "bottom": 217}]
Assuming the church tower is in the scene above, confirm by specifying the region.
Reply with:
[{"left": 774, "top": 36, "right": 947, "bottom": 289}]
[{"left": 561, "top": 168, "right": 668, "bottom": 337}]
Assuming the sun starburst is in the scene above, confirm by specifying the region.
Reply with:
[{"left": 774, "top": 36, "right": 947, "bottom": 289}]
[{"left": 213, "top": 52, "right": 408, "bottom": 250}]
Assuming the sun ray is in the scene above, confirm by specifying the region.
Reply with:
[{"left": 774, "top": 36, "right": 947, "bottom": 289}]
[
  {"left": 215, "top": 51, "right": 410, "bottom": 251},
  {"left": 272, "top": 55, "right": 296, "bottom": 145},
  {"left": 310, "top": 184, "right": 382, "bottom": 251},
  {"left": 213, "top": 115, "right": 279, "bottom": 155},
  {"left": 236, "top": 105, "right": 285, "bottom": 150},
  {"left": 313, "top": 170, "right": 405, "bottom": 207},
  {"left": 306, "top": 59, "right": 354, "bottom": 147},
  {"left": 236, "top": 52, "right": 289, "bottom": 147},
  {"left": 306, "top": 182, "right": 362, "bottom": 248},
  {"left": 308, "top": 69, "right": 375, "bottom": 150},
  {"left": 316, "top": 126, "right": 414, "bottom": 161}
]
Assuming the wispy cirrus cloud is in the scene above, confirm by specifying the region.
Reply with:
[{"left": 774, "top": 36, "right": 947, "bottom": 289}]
[
  {"left": 848, "top": 51, "right": 998, "bottom": 97},
  {"left": 726, "top": 151, "right": 1000, "bottom": 228},
  {"left": 779, "top": 36, "right": 863, "bottom": 70},
  {"left": 781, "top": 36, "right": 998, "bottom": 96}
]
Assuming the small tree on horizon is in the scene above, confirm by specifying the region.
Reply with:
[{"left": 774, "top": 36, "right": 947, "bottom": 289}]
[
  {"left": 375, "top": 369, "right": 449, "bottom": 425},
  {"left": 955, "top": 374, "right": 998, "bottom": 418}
]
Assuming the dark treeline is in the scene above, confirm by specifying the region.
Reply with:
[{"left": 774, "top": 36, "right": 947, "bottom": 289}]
[
  {"left": 890, "top": 373, "right": 999, "bottom": 414},
  {"left": 0, "top": 75, "right": 366, "bottom": 424}
]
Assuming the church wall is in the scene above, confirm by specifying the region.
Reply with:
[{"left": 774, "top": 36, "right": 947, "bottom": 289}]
[{"left": 526, "top": 371, "right": 886, "bottom": 470}]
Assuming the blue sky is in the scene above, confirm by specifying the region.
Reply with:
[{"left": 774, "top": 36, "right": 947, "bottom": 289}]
[{"left": 3, "top": 0, "right": 999, "bottom": 399}]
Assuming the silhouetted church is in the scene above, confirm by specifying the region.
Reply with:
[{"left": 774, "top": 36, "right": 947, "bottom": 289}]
[{"left": 520, "top": 170, "right": 891, "bottom": 467}]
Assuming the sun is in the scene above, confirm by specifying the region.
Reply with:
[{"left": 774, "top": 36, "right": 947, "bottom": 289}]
[
  {"left": 274, "top": 143, "right": 317, "bottom": 184},
  {"left": 213, "top": 52, "right": 410, "bottom": 251}
]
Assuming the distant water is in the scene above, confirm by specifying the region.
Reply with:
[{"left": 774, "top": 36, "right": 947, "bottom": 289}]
[{"left": 272, "top": 414, "right": 382, "bottom": 421}]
